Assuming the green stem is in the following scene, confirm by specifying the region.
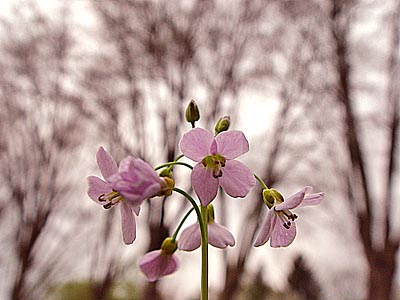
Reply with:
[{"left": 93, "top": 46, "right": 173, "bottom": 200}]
[
  {"left": 154, "top": 161, "right": 193, "bottom": 171},
  {"left": 254, "top": 173, "right": 268, "bottom": 190},
  {"left": 172, "top": 188, "right": 208, "bottom": 300},
  {"left": 200, "top": 205, "right": 208, "bottom": 300},
  {"left": 171, "top": 207, "right": 195, "bottom": 241}
]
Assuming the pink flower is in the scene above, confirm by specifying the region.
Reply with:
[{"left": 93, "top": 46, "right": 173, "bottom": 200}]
[
  {"left": 139, "top": 238, "right": 179, "bottom": 282},
  {"left": 179, "top": 128, "right": 255, "bottom": 205},
  {"left": 109, "top": 156, "right": 162, "bottom": 207},
  {"left": 178, "top": 221, "right": 235, "bottom": 251},
  {"left": 254, "top": 186, "right": 324, "bottom": 248},
  {"left": 178, "top": 205, "right": 235, "bottom": 251},
  {"left": 87, "top": 147, "right": 139, "bottom": 244}
]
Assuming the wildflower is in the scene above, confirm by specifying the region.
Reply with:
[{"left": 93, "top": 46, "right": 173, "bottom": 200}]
[
  {"left": 108, "top": 156, "right": 163, "bottom": 207},
  {"left": 254, "top": 186, "right": 324, "bottom": 248},
  {"left": 86, "top": 147, "right": 139, "bottom": 244},
  {"left": 179, "top": 128, "right": 255, "bottom": 205},
  {"left": 139, "top": 238, "right": 179, "bottom": 282},
  {"left": 178, "top": 205, "right": 235, "bottom": 251}
]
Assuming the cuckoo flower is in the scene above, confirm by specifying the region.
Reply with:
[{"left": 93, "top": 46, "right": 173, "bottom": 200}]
[
  {"left": 254, "top": 186, "right": 324, "bottom": 248},
  {"left": 109, "top": 156, "right": 163, "bottom": 207},
  {"left": 179, "top": 127, "right": 255, "bottom": 205},
  {"left": 139, "top": 238, "right": 179, "bottom": 282},
  {"left": 178, "top": 205, "right": 235, "bottom": 251},
  {"left": 86, "top": 147, "right": 139, "bottom": 244}
]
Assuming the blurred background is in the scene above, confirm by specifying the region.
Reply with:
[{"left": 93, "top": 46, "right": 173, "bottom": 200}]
[{"left": 0, "top": 0, "right": 399, "bottom": 299}]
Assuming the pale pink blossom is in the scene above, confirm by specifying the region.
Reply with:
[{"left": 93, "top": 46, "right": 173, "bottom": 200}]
[
  {"left": 254, "top": 186, "right": 324, "bottom": 248},
  {"left": 178, "top": 221, "right": 235, "bottom": 251},
  {"left": 87, "top": 147, "right": 139, "bottom": 244},
  {"left": 179, "top": 128, "right": 255, "bottom": 205},
  {"left": 109, "top": 156, "right": 162, "bottom": 207},
  {"left": 139, "top": 238, "right": 179, "bottom": 282}
]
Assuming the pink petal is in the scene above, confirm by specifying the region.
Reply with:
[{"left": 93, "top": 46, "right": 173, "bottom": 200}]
[
  {"left": 132, "top": 205, "right": 141, "bottom": 216},
  {"left": 110, "top": 157, "right": 161, "bottom": 206},
  {"left": 215, "top": 130, "right": 249, "bottom": 159},
  {"left": 254, "top": 210, "right": 277, "bottom": 247},
  {"left": 300, "top": 192, "right": 325, "bottom": 207},
  {"left": 141, "top": 182, "right": 162, "bottom": 199},
  {"left": 208, "top": 222, "right": 235, "bottom": 248},
  {"left": 139, "top": 251, "right": 163, "bottom": 282},
  {"left": 178, "top": 223, "right": 201, "bottom": 251},
  {"left": 209, "top": 139, "right": 218, "bottom": 155},
  {"left": 160, "top": 255, "right": 179, "bottom": 277},
  {"left": 118, "top": 156, "right": 134, "bottom": 173},
  {"left": 304, "top": 186, "right": 313, "bottom": 194},
  {"left": 191, "top": 163, "right": 219, "bottom": 206},
  {"left": 120, "top": 202, "right": 136, "bottom": 244},
  {"left": 96, "top": 146, "right": 118, "bottom": 180},
  {"left": 179, "top": 128, "right": 214, "bottom": 162},
  {"left": 219, "top": 160, "right": 255, "bottom": 198},
  {"left": 139, "top": 251, "right": 179, "bottom": 282},
  {"left": 135, "top": 158, "right": 162, "bottom": 183},
  {"left": 274, "top": 187, "right": 308, "bottom": 211},
  {"left": 87, "top": 176, "right": 112, "bottom": 204},
  {"left": 270, "top": 217, "right": 296, "bottom": 247}
]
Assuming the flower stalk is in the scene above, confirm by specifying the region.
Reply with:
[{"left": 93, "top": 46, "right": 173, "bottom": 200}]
[
  {"left": 201, "top": 205, "right": 208, "bottom": 300},
  {"left": 172, "top": 187, "right": 209, "bottom": 300}
]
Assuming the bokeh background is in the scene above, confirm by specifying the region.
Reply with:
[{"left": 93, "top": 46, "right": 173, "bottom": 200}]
[{"left": 0, "top": 0, "right": 399, "bottom": 300}]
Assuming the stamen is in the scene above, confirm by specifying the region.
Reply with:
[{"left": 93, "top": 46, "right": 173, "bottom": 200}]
[
  {"left": 98, "top": 194, "right": 107, "bottom": 202},
  {"left": 212, "top": 168, "right": 223, "bottom": 178},
  {"left": 276, "top": 209, "right": 294, "bottom": 230},
  {"left": 98, "top": 190, "right": 123, "bottom": 207},
  {"left": 103, "top": 203, "right": 112, "bottom": 209},
  {"left": 283, "top": 210, "right": 298, "bottom": 221}
]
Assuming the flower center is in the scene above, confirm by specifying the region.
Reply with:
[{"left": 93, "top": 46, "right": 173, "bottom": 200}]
[
  {"left": 201, "top": 154, "right": 226, "bottom": 178},
  {"left": 98, "top": 190, "right": 123, "bottom": 209},
  {"left": 275, "top": 208, "right": 298, "bottom": 229}
]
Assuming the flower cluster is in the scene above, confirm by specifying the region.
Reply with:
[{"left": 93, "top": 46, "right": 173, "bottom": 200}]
[{"left": 86, "top": 100, "right": 324, "bottom": 284}]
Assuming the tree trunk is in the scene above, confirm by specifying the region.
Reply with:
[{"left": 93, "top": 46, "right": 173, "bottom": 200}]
[{"left": 366, "top": 246, "right": 398, "bottom": 300}]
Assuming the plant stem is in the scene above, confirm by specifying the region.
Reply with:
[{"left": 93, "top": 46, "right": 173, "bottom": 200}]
[
  {"left": 254, "top": 173, "right": 268, "bottom": 189},
  {"left": 172, "top": 188, "right": 208, "bottom": 300},
  {"left": 200, "top": 205, "right": 208, "bottom": 300},
  {"left": 171, "top": 207, "right": 195, "bottom": 241},
  {"left": 154, "top": 161, "right": 193, "bottom": 171}
]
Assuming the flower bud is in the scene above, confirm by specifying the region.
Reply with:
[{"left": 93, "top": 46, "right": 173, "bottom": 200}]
[
  {"left": 262, "top": 188, "right": 284, "bottom": 209},
  {"left": 185, "top": 99, "right": 200, "bottom": 128},
  {"left": 214, "top": 115, "right": 230, "bottom": 135},
  {"left": 161, "top": 237, "right": 178, "bottom": 255}
]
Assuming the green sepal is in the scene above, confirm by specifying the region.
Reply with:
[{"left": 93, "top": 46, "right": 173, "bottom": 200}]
[
  {"left": 161, "top": 237, "right": 178, "bottom": 255},
  {"left": 207, "top": 204, "right": 215, "bottom": 223},
  {"left": 262, "top": 188, "right": 284, "bottom": 209}
]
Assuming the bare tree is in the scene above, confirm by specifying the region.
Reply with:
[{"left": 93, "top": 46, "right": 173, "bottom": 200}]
[
  {"left": 329, "top": 0, "right": 400, "bottom": 299},
  {"left": 0, "top": 2, "right": 89, "bottom": 300}
]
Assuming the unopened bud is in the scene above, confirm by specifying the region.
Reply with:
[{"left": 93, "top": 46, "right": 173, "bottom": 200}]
[
  {"left": 214, "top": 116, "right": 230, "bottom": 135},
  {"left": 185, "top": 100, "right": 200, "bottom": 128},
  {"left": 161, "top": 237, "right": 178, "bottom": 255},
  {"left": 262, "top": 188, "right": 284, "bottom": 209}
]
